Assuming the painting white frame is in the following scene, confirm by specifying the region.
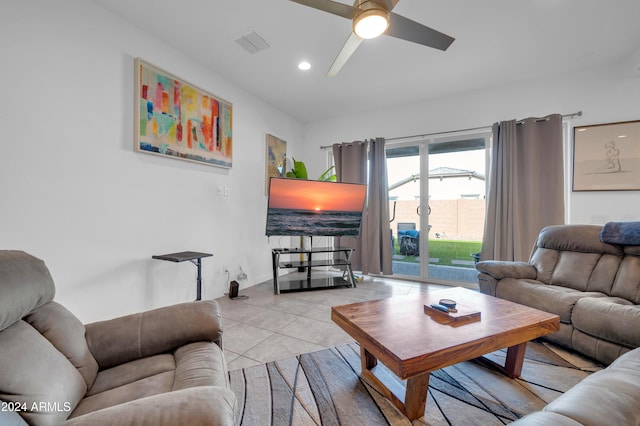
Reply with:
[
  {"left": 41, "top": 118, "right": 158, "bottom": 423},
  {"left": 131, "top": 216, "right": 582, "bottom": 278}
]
[{"left": 572, "top": 120, "right": 640, "bottom": 191}]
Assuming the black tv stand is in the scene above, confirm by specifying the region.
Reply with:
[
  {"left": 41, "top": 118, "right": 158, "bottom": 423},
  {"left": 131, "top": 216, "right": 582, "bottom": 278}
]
[{"left": 271, "top": 246, "right": 355, "bottom": 294}]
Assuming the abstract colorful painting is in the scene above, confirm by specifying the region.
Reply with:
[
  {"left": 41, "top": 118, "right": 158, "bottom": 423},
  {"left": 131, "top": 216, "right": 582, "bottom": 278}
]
[{"left": 134, "top": 58, "right": 233, "bottom": 168}]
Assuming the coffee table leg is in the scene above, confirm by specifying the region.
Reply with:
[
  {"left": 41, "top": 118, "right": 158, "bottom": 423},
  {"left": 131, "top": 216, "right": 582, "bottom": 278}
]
[
  {"left": 360, "top": 347, "right": 429, "bottom": 420},
  {"left": 404, "top": 373, "right": 430, "bottom": 419},
  {"left": 361, "top": 346, "right": 377, "bottom": 370},
  {"left": 504, "top": 342, "right": 527, "bottom": 378}
]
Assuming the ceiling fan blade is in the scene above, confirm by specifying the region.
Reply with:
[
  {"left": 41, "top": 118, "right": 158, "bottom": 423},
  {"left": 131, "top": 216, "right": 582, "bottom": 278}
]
[
  {"left": 386, "top": 13, "right": 454, "bottom": 51},
  {"left": 289, "top": 0, "right": 356, "bottom": 20},
  {"left": 377, "top": 0, "right": 400, "bottom": 11},
  {"left": 327, "top": 33, "right": 363, "bottom": 77}
]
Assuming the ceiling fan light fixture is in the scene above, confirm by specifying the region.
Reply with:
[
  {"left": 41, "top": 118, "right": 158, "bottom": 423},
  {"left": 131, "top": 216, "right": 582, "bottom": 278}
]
[{"left": 353, "top": 8, "right": 389, "bottom": 39}]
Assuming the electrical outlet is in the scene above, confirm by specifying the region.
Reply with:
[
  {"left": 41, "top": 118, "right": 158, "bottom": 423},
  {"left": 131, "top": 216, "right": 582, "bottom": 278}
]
[{"left": 237, "top": 266, "right": 248, "bottom": 280}]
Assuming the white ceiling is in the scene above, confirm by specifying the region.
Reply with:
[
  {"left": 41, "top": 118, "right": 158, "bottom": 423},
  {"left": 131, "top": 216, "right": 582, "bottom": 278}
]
[{"left": 93, "top": 0, "right": 640, "bottom": 123}]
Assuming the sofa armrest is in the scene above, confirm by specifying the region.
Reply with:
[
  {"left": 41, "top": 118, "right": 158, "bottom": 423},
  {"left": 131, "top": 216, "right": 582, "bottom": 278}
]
[
  {"left": 476, "top": 261, "right": 537, "bottom": 296},
  {"left": 63, "top": 386, "right": 236, "bottom": 426},
  {"left": 85, "top": 300, "right": 223, "bottom": 369},
  {"left": 476, "top": 260, "right": 537, "bottom": 280}
]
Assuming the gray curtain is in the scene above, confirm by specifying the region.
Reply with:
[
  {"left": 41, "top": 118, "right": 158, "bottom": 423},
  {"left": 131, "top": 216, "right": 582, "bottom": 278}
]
[
  {"left": 481, "top": 114, "right": 565, "bottom": 262},
  {"left": 333, "top": 138, "right": 392, "bottom": 275}
]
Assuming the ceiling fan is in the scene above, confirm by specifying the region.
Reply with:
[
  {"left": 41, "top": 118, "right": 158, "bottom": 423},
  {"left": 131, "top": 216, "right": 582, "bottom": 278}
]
[{"left": 289, "top": 0, "right": 455, "bottom": 77}]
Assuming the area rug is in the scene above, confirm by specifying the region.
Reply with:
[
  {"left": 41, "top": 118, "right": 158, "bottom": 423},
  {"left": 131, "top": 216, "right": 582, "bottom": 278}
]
[{"left": 228, "top": 340, "right": 602, "bottom": 426}]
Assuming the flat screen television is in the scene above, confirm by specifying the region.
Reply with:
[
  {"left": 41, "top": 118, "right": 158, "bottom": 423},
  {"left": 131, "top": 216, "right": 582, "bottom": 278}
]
[{"left": 266, "top": 177, "right": 367, "bottom": 237}]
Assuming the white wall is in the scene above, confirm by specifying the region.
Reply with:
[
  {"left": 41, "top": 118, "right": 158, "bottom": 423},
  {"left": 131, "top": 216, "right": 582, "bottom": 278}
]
[
  {"left": 301, "top": 63, "right": 640, "bottom": 225},
  {"left": 0, "top": 0, "right": 303, "bottom": 322}
]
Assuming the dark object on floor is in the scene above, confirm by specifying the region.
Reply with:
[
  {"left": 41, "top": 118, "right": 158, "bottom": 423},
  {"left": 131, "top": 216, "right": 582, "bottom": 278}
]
[{"left": 229, "top": 280, "right": 239, "bottom": 299}]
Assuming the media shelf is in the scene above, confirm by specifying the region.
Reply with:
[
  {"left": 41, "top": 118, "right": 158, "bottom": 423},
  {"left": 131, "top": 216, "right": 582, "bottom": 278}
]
[{"left": 271, "top": 247, "right": 355, "bottom": 294}]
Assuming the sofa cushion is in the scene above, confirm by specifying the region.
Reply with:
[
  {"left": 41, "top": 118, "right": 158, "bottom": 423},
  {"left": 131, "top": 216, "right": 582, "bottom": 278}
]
[
  {"left": 72, "top": 341, "right": 227, "bottom": 418},
  {"left": 624, "top": 245, "right": 640, "bottom": 256},
  {"left": 532, "top": 249, "right": 622, "bottom": 294},
  {"left": 548, "top": 252, "right": 602, "bottom": 292},
  {"left": 65, "top": 386, "right": 237, "bottom": 426},
  {"left": 512, "top": 348, "right": 640, "bottom": 425},
  {"left": 536, "top": 224, "right": 623, "bottom": 256},
  {"left": 71, "top": 371, "right": 175, "bottom": 418},
  {"left": 531, "top": 225, "right": 623, "bottom": 294},
  {"left": 572, "top": 329, "right": 631, "bottom": 366},
  {"left": 24, "top": 302, "right": 99, "bottom": 389},
  {"left": 610, "top": 255, "right": 640, "bottom": 304},
  {"left": 0, "top": 251, "right": 55, "bottom": 332},
  {"left": 87, "top": 354, "right": 175, "bottom": 396},
  {"left": 572, "top": 297, "right": 640, "bottom": 349},
  {"left": 496, "top": 278, "right": 605, "bottom": 324},
  {"left": 0, "top": 320, "right": 86, "bottom": 426},
  {"left": 537, "top": 347, "right": 640, "bottom": 426}
]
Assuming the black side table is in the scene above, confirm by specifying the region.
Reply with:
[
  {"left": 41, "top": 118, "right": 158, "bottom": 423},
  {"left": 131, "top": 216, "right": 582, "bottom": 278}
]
[{"left": 152, "top": 251, "right": 213, "bottom": 300}]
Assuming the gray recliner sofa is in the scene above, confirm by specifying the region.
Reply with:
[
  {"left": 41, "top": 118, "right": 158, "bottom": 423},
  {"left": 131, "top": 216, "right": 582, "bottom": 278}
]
[
  {"left": 0, "top": 250, "right": 236, "bottom": 426},
  {"left": 511, "top": 345, "right": 640, "bottom": 425},
  {"left": 476, "top": 224, "right": 640, "bottom": 365}
]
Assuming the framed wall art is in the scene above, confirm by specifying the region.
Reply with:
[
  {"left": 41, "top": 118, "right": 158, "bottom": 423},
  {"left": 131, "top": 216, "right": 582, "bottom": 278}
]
[
  {"left": 573, "top": 120, "right": 640, "bottom": 191},
  {"left": 135, "top": 58, "right": 233, "bottom": 168},
  {"left": 265, "top": 134, "right": 287, "bottom": 194}
]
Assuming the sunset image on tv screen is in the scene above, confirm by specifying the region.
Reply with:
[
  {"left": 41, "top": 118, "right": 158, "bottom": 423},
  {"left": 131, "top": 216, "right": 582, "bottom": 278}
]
[{"left": 266, "top": 178, "right": 367, "bottom": 237}]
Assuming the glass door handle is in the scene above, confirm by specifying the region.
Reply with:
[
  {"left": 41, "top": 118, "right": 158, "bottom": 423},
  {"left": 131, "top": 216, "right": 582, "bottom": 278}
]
[{"left": 417, "top": 205, "right": 432, "bottom": 216}]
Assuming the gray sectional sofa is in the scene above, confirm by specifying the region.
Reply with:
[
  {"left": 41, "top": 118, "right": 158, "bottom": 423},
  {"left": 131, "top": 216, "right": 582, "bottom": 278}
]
[
  {"left": 477, "top": 224, "right": 640, "bottom": 425},
  {"left": 476, "top": 224, "right": 640, "bottom": 365},
  {"left": 511, "top": 346, "right": 640, "bottom": 425},
  {"left": 0, "top": 250, "right": 236, "bottom": 426}
]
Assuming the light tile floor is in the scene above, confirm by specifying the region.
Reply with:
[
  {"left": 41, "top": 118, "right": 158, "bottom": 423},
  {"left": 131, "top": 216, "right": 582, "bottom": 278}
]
[{"left": 215, "top": 274, "right": 451, "bottom": 371}]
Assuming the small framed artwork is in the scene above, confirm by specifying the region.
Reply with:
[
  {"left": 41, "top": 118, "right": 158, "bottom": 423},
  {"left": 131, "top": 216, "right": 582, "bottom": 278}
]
[
  {"left": 134, "top": 58, "right": 233, "bottom": 168},
  {"left": 265, "top": 134, "right": 287, "bottom": 194},
  {"left": 572, "top": 120, "right": 640, "bottom": 191}
]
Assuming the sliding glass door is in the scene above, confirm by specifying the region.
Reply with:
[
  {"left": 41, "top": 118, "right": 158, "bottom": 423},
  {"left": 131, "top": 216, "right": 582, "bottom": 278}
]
[
  {"left": 387, "top": 145, "right": 422, "bottom": 277},
  {"left": 387, "top": 131, "right": 489, "bottom": 285}
]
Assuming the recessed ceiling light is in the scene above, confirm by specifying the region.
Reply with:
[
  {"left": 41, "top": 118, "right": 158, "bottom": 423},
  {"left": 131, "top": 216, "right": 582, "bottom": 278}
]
[{"left": 298, "top": 61, "right": 311, "bottom": 71}]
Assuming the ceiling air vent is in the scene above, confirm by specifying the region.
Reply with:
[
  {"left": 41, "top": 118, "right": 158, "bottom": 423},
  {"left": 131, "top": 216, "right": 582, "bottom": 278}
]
[{"left": 234, "top": 30, "right": 270, "bottom": 54}]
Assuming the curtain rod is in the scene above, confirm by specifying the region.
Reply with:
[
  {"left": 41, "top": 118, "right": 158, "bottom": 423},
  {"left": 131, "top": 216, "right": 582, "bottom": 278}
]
[{"left": 320, "top": 111, "right": 582, "bottom": 149}]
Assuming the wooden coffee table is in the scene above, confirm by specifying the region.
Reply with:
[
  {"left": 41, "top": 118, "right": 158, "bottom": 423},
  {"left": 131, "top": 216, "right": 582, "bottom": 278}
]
[{"left": 331, "top": 287, "right": 560, "bottom": 420}]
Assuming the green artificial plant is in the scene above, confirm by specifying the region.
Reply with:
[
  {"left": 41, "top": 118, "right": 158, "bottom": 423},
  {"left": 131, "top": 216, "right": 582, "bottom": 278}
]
[
  {"left": 285, "top": 157, "right": 308, "bottom": 179},
  {"left": 286, "top": 157, "right": 336, "bottom": 181}
]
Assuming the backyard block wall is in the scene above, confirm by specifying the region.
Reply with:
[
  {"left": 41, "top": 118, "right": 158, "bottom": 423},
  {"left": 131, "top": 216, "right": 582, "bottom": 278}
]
[{"left": 390, "top": 199, "right": 485, "bottom": 241}]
